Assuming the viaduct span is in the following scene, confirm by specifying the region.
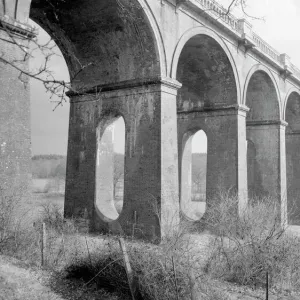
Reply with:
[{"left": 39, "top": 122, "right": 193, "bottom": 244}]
[{"left": 1, "top": 0, "right": 300, "bottom": 241}]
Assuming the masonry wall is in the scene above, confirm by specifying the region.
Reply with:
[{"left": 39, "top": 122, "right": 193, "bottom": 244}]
[
  {"left": 0, "top": 30, "right": 31, "bottom": 196},
  {"left": 65, "top": 81, "right": 180, "bottom": 242},
  {"left": 177, "top": 106, "right": 248, "bottom": 218}
]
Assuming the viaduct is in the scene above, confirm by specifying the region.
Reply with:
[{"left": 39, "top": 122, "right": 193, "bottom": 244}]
[{"left": 1, "top": 0, "right": 300, "bottom": 242}]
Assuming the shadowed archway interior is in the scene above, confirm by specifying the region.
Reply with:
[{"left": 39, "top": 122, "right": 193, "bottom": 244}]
[
  {"left": 246, "top": 70, "right": 280, "bottom": 199},
  {"left": 30, "top": 0, "right": 161, "bottom": 90},
  {"left": 246, "top": 71, "right": 279, "bottom": 122},
  {"left": 176, "top": 33, "right": 243, "bottom": 219},
  {"left": 176, "top": 34, "right": 237, "bottom": 112}
]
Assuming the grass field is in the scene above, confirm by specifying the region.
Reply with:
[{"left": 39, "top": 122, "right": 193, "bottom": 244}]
[{"left": 17, "top": 179, "right": 65, "bottom": 226}]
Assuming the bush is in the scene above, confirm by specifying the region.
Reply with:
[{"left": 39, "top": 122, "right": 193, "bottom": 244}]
[
  {"left": 35, "top": 203, "right": 76, "bottom": 235},
  {"left": 0, "top": 187, "right": 30, "bottom": 252},
  {"left": 0, "top": 189, "right": 77, "bottom": 268},
  {"left": 203, "top": 194, "right": 300, "bottom": 292},
  {"left": 0, "top": 190, "right": 17, "bottom": 248},
  {"left": 63, "top": 227, "right": 228, "bottom": 300}
]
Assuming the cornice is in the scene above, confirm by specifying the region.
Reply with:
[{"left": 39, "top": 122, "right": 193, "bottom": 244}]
[
  {"left": 0, "top": 15, "right": 36, "bottom": 39},
  {"left": 66, "top": 77, "right": 182, "bottom": 97}
]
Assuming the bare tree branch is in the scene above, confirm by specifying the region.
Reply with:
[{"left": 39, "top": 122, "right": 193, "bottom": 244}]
[{"left": 0, "top": 0, "right": 261, "bottom": 110}]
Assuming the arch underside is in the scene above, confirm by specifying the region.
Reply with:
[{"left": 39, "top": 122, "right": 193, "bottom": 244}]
[
  {"left": 286, "top": 92, "right": 300, "bottom": 133},
  {"left": 29, "top": 0, "right": 161, "bottom": 89},
  {"left": 176, "top": 34, "right": 237, "bottom": 112},
  {"left": 246, "top": 70, "right": 281, "bottom": 199},
  {"left": 246, "top": 70, "right": 280, "bottom": 121},
  {"left": 176, "top": 33, "right": 240, "bottom": 219}
]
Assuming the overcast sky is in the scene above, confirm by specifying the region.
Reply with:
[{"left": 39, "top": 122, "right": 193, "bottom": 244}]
[{"left": 29, "top": 0, "right": 300, "bottom": 155}]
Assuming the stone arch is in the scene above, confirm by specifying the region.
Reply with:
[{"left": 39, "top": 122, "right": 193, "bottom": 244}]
[
  {"left": 175, "top": 27, "right": 246, "bottom": 218},
  {"left": 27, "top": 0, "right": 164, "bottom": 89},
  {"left": 244, "top": 64, "right": 284, "bottom": 202},
  {"left": 283, "top": 88, "right": 300, "bottom": 121},
  {"left": 285, "top": 90, "right": 300, "bottom": 133},
  {"left": 243, "top": 64, "right": 281, "bottom": 120},
  {"left": 284, "top": 90, "right": 300, "bottom": 224},
  {"left": 138, "top": 0, "right": 167, "bottom": 77},
  {"left": 171, "top": 26, "right": 241, "bottom": 105}
]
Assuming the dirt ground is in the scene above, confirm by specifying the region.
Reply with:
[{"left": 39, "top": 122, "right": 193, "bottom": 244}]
[
  {"left": 1, "top": 234, "right": 300, "bottom": 300},
  {"left": 0, "top": 254, "right": 124, "bottom": 300},
  {"left": 0, "top": 255, "right": 64, "bottom": 300},
  {"left": 0, "top": 251, "right": 298, "bottom": 300}
]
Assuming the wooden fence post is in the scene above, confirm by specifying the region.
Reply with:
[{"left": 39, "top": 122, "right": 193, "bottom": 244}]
[
  {"left": 41, "top": 222, "right": 47, "bottom": 266},
  {"left": 119, "top": 238, "right": 138, "bottom": 300},
  {"left": 266, "top": 271, "right": 269, "bottom": 300},
  {"left": 172, "top": 256, "right": 180, "bottom": 300}
]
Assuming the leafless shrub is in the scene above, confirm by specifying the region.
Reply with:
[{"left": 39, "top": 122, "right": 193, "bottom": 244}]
[
  {"left": 36, "top": 203, "right": 75, "bottom": 234},
  {"left": 0, "top": 190, "right": 79, "bottom": 268},
  {"left": 62, "top": 237, "right": 224, "bottom": 300},
  {"left": 61, "top": 213, "right": 229, "bottom": 300},
  {"left": 203, "top": 193, "right": 300, "bottom": 292}
]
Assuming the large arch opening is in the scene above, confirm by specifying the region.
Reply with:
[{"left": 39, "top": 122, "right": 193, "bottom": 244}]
[
  {"left": 245, "top": 69, "right": 280, "bottom": 199},
  {"left": 29, "top": 0, "right": 162, "bottom": 89},
  {"left": 95, "top": 116, "right": 125, "bottom": 222},
  {"left": 285, "top": 91, "right": 300, "bottom": 224},
  {"left": 181, "top": 130, "right": 207, "bottom": 220},
  {"left": 176, "top": 34, "right": 237, "bottom": 112},
  {"left": 176, "top": 32, "right": 243, "bottom": 215},
  {"left": 26, "top": 0, "right": 163, "bottom": 222}
]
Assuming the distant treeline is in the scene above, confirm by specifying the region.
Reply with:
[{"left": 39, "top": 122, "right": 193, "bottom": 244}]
[
  {"left": 32, "top": 154, "right": 66, "bottom": 161},
  {"left": 31, "top": 153, "right": 207, "bottom": 181},
  {"left": 32, "top": 155, "right": 67, "bottom": 179}
]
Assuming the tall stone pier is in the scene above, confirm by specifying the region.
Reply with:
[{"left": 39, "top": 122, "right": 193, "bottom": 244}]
[
  {"left": 0, "top": 15, "right": 34, "bottom": 196},
  {"left": 65, "top": 79, "right": 181, "bottom": 241}
]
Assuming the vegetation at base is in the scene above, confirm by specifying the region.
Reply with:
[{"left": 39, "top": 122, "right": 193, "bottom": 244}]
[
  {"left": 1, "top": 185, "right": 300, "bottom": 299},
  {"left": 62, "top": 232, "right": 226, "bottom": 300},
  {"left": 203, "top": 194, "right": 300, "bottom": 292}
]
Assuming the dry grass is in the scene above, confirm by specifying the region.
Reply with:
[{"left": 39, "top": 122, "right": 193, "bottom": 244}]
[
  {"left": 203, "top": 193, "right": 300, "bottom": 293},
  {"left": 1, "top": 186, "right": 300, "bottom": 299},
  {"left": 62, "top": 233, "right": 228, "bottom": 300}
]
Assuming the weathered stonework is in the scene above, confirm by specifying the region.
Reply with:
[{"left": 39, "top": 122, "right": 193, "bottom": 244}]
[
  {"left": 64, "top": 78, "right": 181, "bottom": 241},
  {"left": 286, "top": 92, "right": 300, "bottom": 225},
  {"left": 178, "top": 105, "right": 249, "bottom": 218},
  {"left": 0, "top": 16, "right": 33, "bottom": 197},
  {"left": 2, "top": 0, "right": 300, "bottom": 241}
]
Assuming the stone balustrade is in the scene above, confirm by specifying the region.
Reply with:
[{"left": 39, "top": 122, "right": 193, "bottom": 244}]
[
  {"left": 196, "top": 0, "right": 240, "bottom": 31},
  {"left": 252, "top": 32, "right": 281, "bottom": 63},
  {"left": 189, "top": 0, "right": 300, "bottom": 82},
  {"left": 291, "top": 63, "right": 300, "bottom": 79}
]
